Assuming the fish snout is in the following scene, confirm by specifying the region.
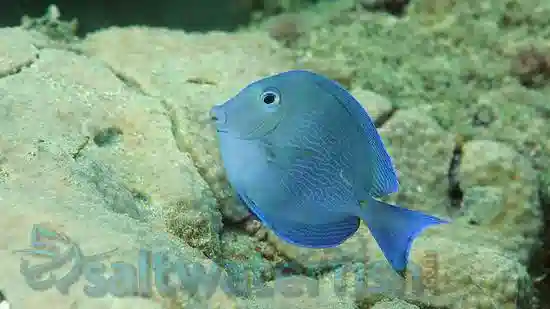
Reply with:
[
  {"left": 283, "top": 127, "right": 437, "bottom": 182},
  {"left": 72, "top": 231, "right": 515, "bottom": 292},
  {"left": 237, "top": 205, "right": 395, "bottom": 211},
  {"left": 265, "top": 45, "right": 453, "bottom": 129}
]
[{"left": 210, "top": 105, "right": 227, "bottom": 125}]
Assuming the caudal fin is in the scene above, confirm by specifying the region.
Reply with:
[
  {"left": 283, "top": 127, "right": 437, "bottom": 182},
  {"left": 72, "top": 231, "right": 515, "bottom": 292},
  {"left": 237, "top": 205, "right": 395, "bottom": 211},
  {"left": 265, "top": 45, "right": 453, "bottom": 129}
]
[{"left": 358, "top": 197, "right": 448, "bottom": 275}]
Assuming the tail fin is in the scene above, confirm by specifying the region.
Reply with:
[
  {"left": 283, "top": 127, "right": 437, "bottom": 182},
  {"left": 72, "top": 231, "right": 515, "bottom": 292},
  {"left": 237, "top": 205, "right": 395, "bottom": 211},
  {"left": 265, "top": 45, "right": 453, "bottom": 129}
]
[{"left": 358, "top": 196, "right": 448, "bottom": 276}]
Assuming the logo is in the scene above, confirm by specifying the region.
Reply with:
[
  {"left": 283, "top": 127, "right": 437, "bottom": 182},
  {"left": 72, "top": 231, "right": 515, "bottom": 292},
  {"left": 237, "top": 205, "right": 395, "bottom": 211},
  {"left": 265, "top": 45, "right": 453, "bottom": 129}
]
[
  {"left": 13, "top": 224, "right": 117, "bottom": 295},
  {"left": 13, "top": 224, "right": 439, "bottom": 300}
]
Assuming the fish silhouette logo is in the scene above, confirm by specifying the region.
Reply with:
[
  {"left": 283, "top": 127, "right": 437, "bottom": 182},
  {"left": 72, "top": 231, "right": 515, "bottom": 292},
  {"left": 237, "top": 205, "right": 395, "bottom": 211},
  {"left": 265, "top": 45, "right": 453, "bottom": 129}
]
[
  {"left": 29, "top": 224, "right": 69, "bottom": 256},
  {"left": 13, "top": 224, "right": 118, "bottom": 294}
]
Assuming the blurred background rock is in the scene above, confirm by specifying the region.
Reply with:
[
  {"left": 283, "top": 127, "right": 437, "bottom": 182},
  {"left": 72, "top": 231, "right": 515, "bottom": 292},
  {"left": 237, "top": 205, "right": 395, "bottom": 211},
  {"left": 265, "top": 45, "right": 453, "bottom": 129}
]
[{"left": 0, "top": 0, "right": 318, "bottom": 35}]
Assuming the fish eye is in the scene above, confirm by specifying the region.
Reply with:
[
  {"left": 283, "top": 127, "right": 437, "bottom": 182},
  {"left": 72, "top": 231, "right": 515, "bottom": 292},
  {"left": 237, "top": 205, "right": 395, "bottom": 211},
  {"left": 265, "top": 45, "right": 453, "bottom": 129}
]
[{"left": 260, "top": 90, "right": 280, "bottom": 105}]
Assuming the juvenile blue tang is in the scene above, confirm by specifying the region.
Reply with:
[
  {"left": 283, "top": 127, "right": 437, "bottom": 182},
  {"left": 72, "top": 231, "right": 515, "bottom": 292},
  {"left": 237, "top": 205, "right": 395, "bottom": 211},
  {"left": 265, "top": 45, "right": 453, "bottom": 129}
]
[{"left": 210, "top": 70, "right": 449, "bottom": 275}]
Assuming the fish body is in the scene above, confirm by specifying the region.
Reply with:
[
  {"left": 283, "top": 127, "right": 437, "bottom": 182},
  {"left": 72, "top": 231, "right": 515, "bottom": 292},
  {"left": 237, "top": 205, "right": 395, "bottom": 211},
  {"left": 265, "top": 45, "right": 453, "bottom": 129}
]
[{"left": 210, "top": 70, "right": 448, "bottom": 274}]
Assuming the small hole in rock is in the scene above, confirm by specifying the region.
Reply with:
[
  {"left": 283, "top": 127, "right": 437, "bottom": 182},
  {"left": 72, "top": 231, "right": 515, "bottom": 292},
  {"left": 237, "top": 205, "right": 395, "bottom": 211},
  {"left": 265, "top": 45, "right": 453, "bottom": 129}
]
[
  {"left": 131, "top": 189, "right": 150, "bottom": 203},
  {"left": 468, "top": 219, "right": 479, "bottom": 225},
  {"left": 472, "top": 105, "right": 496, "bottom": 127},
  {"left": 93, "top": 127, "right": 123, "bottom": 147},
  {"left": 274, "top": 260, "right": 303, "bottom": 277}
]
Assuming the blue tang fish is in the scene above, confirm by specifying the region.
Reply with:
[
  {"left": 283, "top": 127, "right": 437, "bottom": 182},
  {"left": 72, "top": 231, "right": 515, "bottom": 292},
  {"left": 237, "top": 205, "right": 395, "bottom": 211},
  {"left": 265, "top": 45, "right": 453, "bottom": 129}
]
[{"left": 210, "top": 70, "right": 449, "bottom": 275}]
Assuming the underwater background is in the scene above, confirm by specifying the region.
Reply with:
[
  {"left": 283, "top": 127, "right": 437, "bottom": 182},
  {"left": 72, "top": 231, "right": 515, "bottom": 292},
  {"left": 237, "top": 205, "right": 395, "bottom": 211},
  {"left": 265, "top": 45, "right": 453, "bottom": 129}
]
[{"left": 0, "top": 0, "right": 549, "bottom": 308}]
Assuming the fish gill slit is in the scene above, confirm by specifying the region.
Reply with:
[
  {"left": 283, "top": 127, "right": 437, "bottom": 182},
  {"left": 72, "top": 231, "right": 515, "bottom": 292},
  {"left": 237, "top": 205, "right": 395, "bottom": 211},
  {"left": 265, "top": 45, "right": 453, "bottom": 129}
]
[{"left": 447, "top": 134, "right": 464, "bottom": 211}]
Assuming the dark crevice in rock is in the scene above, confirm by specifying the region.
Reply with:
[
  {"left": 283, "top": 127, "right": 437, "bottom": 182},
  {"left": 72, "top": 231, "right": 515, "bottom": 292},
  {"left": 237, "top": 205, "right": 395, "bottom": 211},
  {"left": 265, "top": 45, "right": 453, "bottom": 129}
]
[
  {"left": 110, "top": 64, "right": 220, "bottom": 200},
  {"left": 529, "top": 182, "right": 550, "bottom": 307},
  {"left": 273, "top": 259, "right": 309, "bottom": 276},
  {"left": 101, "top": 64, "right": 187, "bottom": 154},
  {"left": 159, "top": 100, "right": 186, "bottom": 154},
  {"left": 222, "top": 213, "right": 252, "bottom": 227},
  {"left": 71, "top": 136, "right": 90, "bottom": 159},
  {"left": 61, "top": 45, "right": 85, "bottom": 55},
  {"left": 159, "top": 98, "right": 231, "bottom": 216},
  {"left": 104, "top": 63, "right": 228, "bottom": 248},
  {"left": 404, "top": 299, "right": 449, "bottom": 309},
  {"left": 32, "top": 42, "right": 84, "bottom": 55},
  {"left": 374, "top": 106, "right": 397, "bottom": 128},
  {"left": 111, "top": 70, "right": 147, "bottom": 94},
  {"left": 356, "top": 0, "right": 412, "bottom": 17},
  {"left": 160, "top": 97, "right": 233, "bottom": 262},
  {"left": 447, "top": 135, "right": 464, "bottom": 210},
  {"left": 0, "top": 53, "right": 38, "bottom": 79}
]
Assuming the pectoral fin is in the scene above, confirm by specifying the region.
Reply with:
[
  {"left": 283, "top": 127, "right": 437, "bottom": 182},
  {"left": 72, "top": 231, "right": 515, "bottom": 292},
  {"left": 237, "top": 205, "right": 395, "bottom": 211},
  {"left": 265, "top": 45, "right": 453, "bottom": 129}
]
[{"left": 262, "top": 140, "right": 316, "bottom": 170}]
